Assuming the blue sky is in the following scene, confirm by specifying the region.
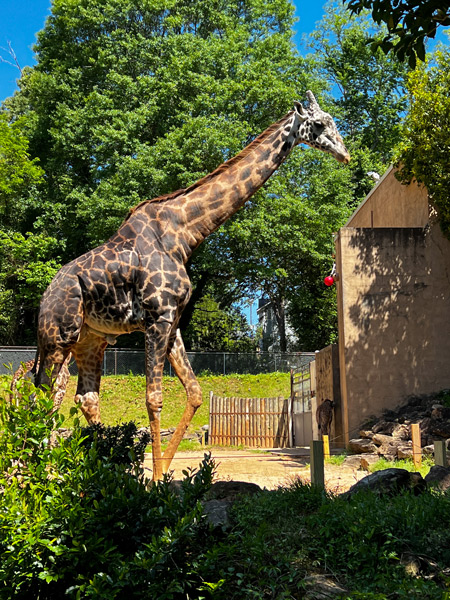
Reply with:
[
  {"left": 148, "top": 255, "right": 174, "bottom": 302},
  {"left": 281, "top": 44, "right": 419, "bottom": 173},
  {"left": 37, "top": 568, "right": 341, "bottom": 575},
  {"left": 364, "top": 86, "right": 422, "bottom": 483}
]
[{"left": 0, "top": 0, "right": 327, "bottom": 102}]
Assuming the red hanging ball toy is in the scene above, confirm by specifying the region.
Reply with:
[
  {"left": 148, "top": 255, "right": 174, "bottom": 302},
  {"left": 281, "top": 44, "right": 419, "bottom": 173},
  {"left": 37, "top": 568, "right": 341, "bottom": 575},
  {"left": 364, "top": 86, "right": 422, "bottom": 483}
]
[{"left": 324, "top": 275, "right": 335, "bottom": 287}]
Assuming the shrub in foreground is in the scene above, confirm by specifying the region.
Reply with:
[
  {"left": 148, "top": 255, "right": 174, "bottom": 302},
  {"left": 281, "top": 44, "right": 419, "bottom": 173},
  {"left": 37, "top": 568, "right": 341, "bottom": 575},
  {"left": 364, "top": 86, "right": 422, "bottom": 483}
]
[{"left": 0, "top": 378, "right": 216, "bottom": 599}]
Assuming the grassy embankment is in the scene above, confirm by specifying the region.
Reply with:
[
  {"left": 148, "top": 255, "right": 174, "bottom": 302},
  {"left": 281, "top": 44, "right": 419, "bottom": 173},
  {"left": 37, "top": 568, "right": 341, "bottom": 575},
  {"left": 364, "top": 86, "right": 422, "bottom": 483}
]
[{"left": 60, "top": 372, "right": 290, "bottom": 440}]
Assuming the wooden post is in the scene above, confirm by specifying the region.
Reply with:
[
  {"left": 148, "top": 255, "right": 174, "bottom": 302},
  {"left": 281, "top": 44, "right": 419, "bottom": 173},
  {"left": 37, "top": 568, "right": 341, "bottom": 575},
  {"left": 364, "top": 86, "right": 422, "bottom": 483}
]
[
  {"left": 411, "top": 424, "right": 422, "bottom": 470},
  {"left": 310, "top": 440, "right": 325, "bottom": 488},
  {"left": 323, "top": 435, "right": 330, "bottom": 459},
  {"left": 434, "top": 440, "right": 447, "bottom": 467},
  {"left": 209, "top": 391, "right": 214, "bottom": 445}
]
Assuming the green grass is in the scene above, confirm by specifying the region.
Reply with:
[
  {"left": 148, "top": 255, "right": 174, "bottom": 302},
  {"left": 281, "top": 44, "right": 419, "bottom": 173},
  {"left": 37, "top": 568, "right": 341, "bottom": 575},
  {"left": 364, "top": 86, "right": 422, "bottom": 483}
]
[
  {"left": 369, "top": 455, "right": 434, "bottom": 478},
  {"left": 60, "top": 372, "right": 290, "bottom": 431},
  {"left": 325, "top": 453, "right": 347, "bottom": 466}
]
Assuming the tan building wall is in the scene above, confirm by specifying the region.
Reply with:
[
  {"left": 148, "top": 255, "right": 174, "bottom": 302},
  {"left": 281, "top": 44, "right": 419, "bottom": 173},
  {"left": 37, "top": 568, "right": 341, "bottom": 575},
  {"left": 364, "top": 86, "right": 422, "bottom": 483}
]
[
  {"left": 335, "top": 168, "right": 450, "bottom": 443},
  {"left": 346, "top": 166, "right": 429, "bottom": 228}
]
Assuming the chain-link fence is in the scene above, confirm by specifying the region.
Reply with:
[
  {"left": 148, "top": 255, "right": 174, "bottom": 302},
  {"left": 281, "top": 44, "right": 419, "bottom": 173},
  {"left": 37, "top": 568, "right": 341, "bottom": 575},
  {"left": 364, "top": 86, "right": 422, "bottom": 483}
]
[{"left": 0, "top": 346, "right": 315, "bottom": 377}]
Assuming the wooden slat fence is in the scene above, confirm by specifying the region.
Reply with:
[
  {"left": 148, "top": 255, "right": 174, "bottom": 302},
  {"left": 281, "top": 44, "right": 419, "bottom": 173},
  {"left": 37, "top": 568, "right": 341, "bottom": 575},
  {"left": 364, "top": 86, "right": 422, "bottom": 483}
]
[{"left": 209, "top": 392, "right": 291, "bottom": 448}]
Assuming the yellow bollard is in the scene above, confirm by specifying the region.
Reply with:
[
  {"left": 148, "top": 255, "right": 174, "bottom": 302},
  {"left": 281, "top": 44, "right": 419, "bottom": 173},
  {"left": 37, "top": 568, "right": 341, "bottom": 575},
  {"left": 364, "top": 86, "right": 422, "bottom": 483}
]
[
  {"left": 323, "top": 435, "right": 330, "bottom": 459},
  {"left": 411, "top": 423, "right": 422, "bottom": 470}
]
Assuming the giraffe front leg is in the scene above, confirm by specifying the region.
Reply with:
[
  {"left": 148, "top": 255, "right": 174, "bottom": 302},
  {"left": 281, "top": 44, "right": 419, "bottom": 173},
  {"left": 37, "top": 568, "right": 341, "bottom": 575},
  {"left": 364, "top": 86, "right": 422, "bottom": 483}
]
[
  {"left": 145, "top": 321, "right": 172, "bottom": 481},
  {"left": 162, "top": 329, "right": 202, "bottom": 473},
  {"left": 72, "top": 335, "right": 107, "bottom": 424}
]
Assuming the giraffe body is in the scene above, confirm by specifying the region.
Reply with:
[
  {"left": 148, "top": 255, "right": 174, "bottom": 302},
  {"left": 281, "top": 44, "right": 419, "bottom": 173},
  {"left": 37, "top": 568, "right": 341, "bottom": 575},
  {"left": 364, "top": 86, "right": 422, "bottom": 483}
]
[{"left": 36, "top": 92, "right": 350, "bottom": 479}]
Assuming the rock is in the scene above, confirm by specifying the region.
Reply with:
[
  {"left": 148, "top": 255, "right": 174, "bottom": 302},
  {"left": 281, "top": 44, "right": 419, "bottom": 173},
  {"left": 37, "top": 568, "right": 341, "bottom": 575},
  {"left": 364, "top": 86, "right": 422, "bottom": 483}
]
[
  {"left": 375, "top": 437, "right": 409, "bottom": 459},
  {"left": 303, "top": 574, "right": 348, "bottom": 599},
  {"left": 431, "top": 404, "right": 444, "bottom": 419},
  {"left": 207, "top": 480, "right": 261, "bottom": 500},
  {"left": 348, "top": 438, "right": 377, "bottom": 454},
  {"left": 203, "top": 480, "right": 262, "bottom": 529},
  {"left": 359, "top": 430, "right": 374, "bottom": 439},
  {"left": 203, "top": 499, "right": 233, "bottom": 529},
  {"left": 423, "top": 444, "right": 434, "bottom": 455},
  {"left": 400, "top": 554, "right": 421, "bottom": 577},
  {"left": 431, "top": 405, "right": 450, "bottom": 420},
  {"left": 372, "top": 433, "right": 395, "bottom": 446},
  {"left": 425, "top": 465, "right": 450, "bottom": 491},
  {"left": 397, "top": 444, "right": 413, "bottom": 459},
  {"left": 359, "top": 454, "right": 380, "bottom": 471},
  {"left": 343, "top": 468, "right": 426, "bottom": 499},
  {"left": 342, "top": 455, "right": 364, "bottom": 469},
  {"left": 371, "top": 420, "right": 396, "bottom": 435},
  {"left": 392, "top": 423, "right": 410, "bottom": 440},
  {"left": 431, "top": 420, "right": 450, "bottom": 439}
]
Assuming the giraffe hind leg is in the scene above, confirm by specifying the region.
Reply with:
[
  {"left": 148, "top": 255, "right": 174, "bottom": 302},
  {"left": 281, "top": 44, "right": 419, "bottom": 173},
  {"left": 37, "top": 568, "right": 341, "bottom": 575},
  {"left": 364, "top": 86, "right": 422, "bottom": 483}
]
[
  {"left": 162, "top": 330, "right": 202, "bottom": 474},
  {"left": 72, "top": 335, "right": 107, "bottom": 424}
]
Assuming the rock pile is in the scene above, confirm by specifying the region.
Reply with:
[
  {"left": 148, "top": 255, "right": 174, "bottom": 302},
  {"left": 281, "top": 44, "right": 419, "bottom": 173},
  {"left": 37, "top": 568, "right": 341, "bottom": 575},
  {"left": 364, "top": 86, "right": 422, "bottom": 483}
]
[{"left": 346, "top": 392, "right": 450, "bottom": 466}]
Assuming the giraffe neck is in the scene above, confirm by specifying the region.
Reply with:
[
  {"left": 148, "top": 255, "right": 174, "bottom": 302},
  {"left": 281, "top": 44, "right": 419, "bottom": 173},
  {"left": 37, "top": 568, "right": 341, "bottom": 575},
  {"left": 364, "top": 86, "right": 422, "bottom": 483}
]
[{"left": 170, "top": 110, "right": 300, "bottom": 258}]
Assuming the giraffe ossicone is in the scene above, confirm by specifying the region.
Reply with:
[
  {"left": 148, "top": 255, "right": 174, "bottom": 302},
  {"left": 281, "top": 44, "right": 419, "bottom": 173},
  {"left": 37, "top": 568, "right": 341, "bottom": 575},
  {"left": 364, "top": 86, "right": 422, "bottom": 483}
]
[{"left": 35, "top": 92, "right": 350, "bottom": 480}]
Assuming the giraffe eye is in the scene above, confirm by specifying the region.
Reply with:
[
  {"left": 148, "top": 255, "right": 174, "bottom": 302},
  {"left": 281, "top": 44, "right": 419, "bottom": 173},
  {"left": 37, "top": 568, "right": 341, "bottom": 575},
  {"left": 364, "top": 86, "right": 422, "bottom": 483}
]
[{"left": 314, "top": 121, "right": 324, "bottom": 130}]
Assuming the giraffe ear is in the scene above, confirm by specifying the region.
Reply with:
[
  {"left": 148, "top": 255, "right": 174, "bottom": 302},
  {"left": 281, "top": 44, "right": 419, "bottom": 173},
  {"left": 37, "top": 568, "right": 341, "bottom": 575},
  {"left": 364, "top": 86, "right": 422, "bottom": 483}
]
[{"left": 293, "top": 101, "right": 307, "bottom": 119}]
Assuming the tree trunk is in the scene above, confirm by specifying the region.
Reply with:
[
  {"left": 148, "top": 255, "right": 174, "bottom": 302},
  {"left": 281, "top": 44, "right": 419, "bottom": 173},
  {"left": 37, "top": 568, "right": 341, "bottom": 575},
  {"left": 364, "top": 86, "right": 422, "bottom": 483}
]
[{"left": 271, "top": 297, "right": 287, "bottom": 353}]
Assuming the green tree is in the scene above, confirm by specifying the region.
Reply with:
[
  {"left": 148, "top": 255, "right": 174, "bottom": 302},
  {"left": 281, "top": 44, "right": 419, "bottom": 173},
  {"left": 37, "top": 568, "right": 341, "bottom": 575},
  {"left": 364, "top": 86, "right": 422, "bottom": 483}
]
[
  {"left": 0, "top": 115, "right": 60, "bottom": 344},
  {"left": 308, "top": 0, "right": 409, "bottom": 161},
  {"left": 216, "top": 2, "right": 404, "bottom": 351},
  {"left": 183, "top": 295, "right": 258, "bottom": 351},
  {"left": 395, "top": 47, "right": 450, "bottom": 238},
  {"left": 0, "top": 232, "right": 61, "bottom": 344},
  {"left": 6, "top": 0, "right": 311, "bottom": 262},
  {"left": 0, "top": 113, "right": 43, "bottom": 231},
  {"left": 343, "top": 0, "right": 450, "bottom": 67}
]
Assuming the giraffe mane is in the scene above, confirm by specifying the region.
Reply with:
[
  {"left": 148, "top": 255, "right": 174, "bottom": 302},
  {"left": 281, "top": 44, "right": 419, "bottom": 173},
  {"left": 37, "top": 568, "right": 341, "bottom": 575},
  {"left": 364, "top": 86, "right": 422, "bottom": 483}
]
[{"left": 124, "top": 111, "right": 294, "bottom": 220}]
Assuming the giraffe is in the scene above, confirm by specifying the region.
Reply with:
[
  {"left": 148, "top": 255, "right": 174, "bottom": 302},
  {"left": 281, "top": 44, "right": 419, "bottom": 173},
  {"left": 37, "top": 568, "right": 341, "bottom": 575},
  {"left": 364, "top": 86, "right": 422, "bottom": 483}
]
[
  {"left": 316, "top": 398, "right": 334, "bottom": 438},
  {"left": 35, "top": 91, "right": 350, "bottom": 479},
  {"left": 10, "top": 354, "right": 71, "bottom": 413}
]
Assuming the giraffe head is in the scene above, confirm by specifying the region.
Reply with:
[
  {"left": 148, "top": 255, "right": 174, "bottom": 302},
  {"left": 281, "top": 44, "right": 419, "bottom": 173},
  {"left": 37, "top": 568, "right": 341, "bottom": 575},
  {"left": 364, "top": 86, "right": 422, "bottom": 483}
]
[{"left": 293, "top": 91, "right": 350, "bottom": 164}]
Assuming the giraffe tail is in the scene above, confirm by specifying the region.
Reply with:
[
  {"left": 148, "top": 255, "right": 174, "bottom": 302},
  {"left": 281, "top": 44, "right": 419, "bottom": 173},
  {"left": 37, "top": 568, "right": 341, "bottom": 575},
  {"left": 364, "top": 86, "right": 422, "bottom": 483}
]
[{"left": 30, "top": 347, "right": 39, "bottom": 377}]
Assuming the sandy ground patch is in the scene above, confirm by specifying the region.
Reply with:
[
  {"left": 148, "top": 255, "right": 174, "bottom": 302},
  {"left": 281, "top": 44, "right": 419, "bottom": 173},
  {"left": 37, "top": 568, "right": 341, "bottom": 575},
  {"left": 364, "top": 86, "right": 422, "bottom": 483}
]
[{"left": 143, "top": 448, "right": 368, "bottom": 493}]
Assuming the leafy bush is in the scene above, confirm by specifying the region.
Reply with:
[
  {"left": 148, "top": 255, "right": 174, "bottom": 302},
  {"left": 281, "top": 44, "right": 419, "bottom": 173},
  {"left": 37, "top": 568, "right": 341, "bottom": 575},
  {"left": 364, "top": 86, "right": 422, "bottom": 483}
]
[
  {"left": 306, "top": 489, "right": 450, "bottom": 597},
  {"left": 198, "top": 481, "right": 327, "bottom": 599},
  {"left": 0, "top": 379, "right": 217, "bottom": 599},
  {"left": 78, "top": 421, "right": 151, "bottom": 466},
  {"left": 4, "top": 376, "right": 450, "bottom": 600}
]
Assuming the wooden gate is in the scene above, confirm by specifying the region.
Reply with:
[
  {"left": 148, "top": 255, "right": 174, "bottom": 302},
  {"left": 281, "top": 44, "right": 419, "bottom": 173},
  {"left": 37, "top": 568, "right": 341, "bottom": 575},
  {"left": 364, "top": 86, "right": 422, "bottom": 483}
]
[{"left": 209, "top": 392, "right": 291, "bottom": 448}]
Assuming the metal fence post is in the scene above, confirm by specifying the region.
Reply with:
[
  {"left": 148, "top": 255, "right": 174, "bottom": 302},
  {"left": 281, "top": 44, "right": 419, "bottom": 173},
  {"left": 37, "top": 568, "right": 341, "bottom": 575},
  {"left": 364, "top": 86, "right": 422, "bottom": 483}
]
[
  {"left": 310, "top": 440, "right": 325, "bottom": 488},
  {"left": 434, "top": 440, "right": 447, "bottom": 467}
]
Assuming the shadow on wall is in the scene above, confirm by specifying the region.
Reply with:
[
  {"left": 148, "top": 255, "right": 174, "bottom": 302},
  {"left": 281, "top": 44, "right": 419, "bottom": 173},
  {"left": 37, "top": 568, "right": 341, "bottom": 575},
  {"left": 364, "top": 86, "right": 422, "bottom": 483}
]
[{"left": 341, "top": 224, "right": 450, "bottom": 430}]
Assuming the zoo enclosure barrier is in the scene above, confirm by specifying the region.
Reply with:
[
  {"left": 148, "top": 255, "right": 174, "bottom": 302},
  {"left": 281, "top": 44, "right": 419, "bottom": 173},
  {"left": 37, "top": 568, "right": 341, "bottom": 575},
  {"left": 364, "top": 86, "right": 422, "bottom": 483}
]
[
  {"left": 209, "top": 393, "right": 291, "bottom": 448},
  {"left": 0, "top": 347, "right": 316, "bottom": 377}
]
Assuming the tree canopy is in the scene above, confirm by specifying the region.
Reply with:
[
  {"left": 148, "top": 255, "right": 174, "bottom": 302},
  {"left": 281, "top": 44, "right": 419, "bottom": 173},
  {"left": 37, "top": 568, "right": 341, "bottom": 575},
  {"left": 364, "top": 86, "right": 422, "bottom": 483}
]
[
  {"left": 342, "top": 0, "right": 450, "bottom": 67},
  {"left": 395, "top": 46, "right": 450, "bottom": 238},
  {"left": 7, "top": 0, "right": 309, "bottom": 260},
  {"left": 1, "top": 0, "right": 411, "bottom": 350},
  {"left": 0, "top": 115, "right": 60, "bottom": 344}
]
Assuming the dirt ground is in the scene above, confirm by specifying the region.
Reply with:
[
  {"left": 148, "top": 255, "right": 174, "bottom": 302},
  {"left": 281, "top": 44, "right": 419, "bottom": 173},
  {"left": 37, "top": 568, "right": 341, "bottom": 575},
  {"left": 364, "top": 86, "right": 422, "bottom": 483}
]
[{"left": 143, "top": 448, "right": 368, "bottom": 493}]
